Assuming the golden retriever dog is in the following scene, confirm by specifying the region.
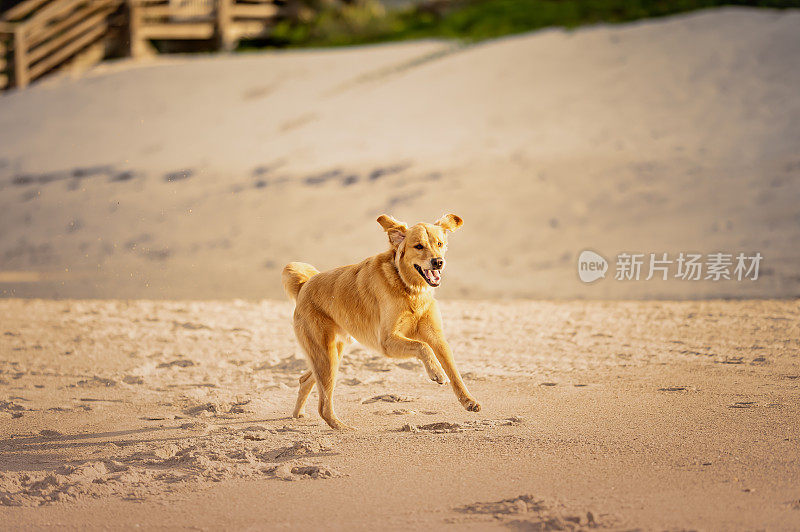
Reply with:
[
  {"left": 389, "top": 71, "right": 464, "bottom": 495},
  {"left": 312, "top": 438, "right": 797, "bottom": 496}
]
[{"left": 282, "top": 213, "right": 480, "bottom": 430}]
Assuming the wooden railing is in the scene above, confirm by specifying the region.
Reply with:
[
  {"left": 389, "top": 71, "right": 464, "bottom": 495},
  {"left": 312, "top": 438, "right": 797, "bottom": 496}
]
[
  {"left": 0, "top": 0, "right": 282, "bottom": 90},
  {"left": 1, "top": 0, "right": 123, "bottom": 89},
  {"left": 0, "top": 23, "right": 11, "bottom": 90},
  {"left": 129, "top": 0, "right": 280, "bottom": 55}
]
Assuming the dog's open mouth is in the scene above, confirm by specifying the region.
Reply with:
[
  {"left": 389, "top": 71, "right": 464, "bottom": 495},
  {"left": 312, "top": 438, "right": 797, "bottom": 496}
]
[{"left": 414, "top": 264, "right": 442, "bottom": 287}]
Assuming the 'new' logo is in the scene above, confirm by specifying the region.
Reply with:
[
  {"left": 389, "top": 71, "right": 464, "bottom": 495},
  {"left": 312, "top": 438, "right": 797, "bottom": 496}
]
[{"left": 578, "top": 250, "right": 608, "bottom": 283}]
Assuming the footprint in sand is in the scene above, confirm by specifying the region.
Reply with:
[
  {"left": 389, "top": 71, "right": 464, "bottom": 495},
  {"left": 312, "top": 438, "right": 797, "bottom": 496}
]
[
  {"left": 658, "top": 386, "right": 688, "bottom": 392},
  {"left": 457, "top": 494, "right": 546, "bottom": 515},
  {"left": 461, "top": 372, "right": 487, "bottom": 381},
  {"left": 362, "top": 358, "right": 393, "bottom": 372},
  {"left": 729, "top": 401, "right": 757, "bottom": 409},
  {"left": 75, "top": 376, "right": 116, "bottom": 387},
  {"left": 242, "top": 430, "right": 272, "bottom": 441},
  {"left": 259, "top": 356, "right": 307, "bottom": 373},
  {"left": 401, "top": 421, "right": 463, "bottom": 433},
  {"left": 267, "top": 440, "right": 333, "bottom": 461},
  {"left": 182, "top": 403, "right": 217, "bottom": 415},
  {"left": 164, "top": 169, "right": 194, "bottom": 182},
  {"left": 157, "top": 359, "right": 195, "bottom": 368},
  {"left": 361, "top": 394, "right": 415, "bottom": 404},
  {"left": 0, "top": 400, "right": 27, "bottom": 418},
  {"left": 179, "top": 421, "right": 209, "bottom": 430},
  {"left": 266, "top": 463, "right": 340, "bottom": 481},
  {"left": 453, "top": 495, "right": 607, "bottom": 529},
  {"left": 181, "top": 399, "right": 251, "bottom": 417},
  {"left": 400, "top": 417, "right": 523, "bottom": 434}
]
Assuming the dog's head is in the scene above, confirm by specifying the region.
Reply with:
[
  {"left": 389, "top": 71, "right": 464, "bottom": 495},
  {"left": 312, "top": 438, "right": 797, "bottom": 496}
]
[{"left": 377, "top": 213, "right": 463, "bottom": 289}]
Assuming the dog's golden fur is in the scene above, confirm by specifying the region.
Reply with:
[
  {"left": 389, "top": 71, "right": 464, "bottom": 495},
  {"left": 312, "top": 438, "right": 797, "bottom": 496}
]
[{"left": 282, "top": 213, "right": 480, "bottom": 430}]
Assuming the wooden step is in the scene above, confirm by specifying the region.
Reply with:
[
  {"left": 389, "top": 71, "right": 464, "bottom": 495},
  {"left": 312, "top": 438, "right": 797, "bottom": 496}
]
[
  {"left": 27, "top": 20, "right": 106, "bottom": 78},
  {"left": 139, "top": 21, "right": 215, "bottom": 39}
]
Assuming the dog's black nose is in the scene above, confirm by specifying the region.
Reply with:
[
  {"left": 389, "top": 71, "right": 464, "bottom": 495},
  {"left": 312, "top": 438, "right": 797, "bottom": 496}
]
[{"left": 431, "top": 258, "right": 444, "bottom": 270}]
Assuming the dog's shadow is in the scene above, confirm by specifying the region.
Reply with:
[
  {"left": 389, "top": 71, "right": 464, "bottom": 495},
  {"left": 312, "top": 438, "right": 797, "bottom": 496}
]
[{"left": 0, "top": 416, "right": 335, "bottom": 474}]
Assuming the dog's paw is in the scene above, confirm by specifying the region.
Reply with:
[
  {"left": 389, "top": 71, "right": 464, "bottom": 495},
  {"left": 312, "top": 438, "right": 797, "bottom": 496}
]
[
  {"left": 328, "top": 420, "right": 357, "bottom": 431},
  {"left": 293, "top": 411, "right": 308, "bottom": 419},
  {"left": 426, "top": 365, "right": 449, "bottom": 385},
  {"left": 461, "top": 398, "right": 481, "bottom": 412}
]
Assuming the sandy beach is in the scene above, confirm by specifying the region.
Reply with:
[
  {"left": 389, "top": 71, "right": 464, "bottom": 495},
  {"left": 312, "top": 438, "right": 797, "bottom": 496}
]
[
  {"left": 0, "top": 7, "right": 798, "bottom": 300},
  {"left": 1, "top": 298, "right": 799, "bottom": 529},
  {"left": 2, "top": 4, "right": 800, "bottom": 530}
]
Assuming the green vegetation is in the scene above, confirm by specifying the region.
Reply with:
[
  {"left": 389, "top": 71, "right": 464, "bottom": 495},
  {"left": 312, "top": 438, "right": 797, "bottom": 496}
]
[{"left": 251, "top": 0, "right": 800, "bottom": 49}]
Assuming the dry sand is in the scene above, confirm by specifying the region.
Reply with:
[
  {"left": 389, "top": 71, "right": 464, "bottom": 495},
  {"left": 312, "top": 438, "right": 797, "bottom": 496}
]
[
  {"left": 0, "top": 7, "right": 798, "bottom": 299},
  {"left": 1, "top": 298, "right": 799, "bottom": 529}
]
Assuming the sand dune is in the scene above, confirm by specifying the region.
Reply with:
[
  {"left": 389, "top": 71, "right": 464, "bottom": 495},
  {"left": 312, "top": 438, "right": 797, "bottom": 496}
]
[
  {"left": 0, "top": 298, "right": 799, "bottom": 529},
  {"left": 0, "top": 7, "right": 798, "bottom": 299}
]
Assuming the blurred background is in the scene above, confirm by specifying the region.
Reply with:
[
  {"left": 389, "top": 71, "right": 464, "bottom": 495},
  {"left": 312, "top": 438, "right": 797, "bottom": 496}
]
[{"left": 0, "top": 0, "right": 798, "bottom": 299}]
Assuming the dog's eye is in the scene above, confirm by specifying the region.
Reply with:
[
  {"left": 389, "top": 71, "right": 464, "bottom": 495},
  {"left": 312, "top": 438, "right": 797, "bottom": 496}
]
[{"left": 413, "top": 244, "right": 424, "bottom": 250}]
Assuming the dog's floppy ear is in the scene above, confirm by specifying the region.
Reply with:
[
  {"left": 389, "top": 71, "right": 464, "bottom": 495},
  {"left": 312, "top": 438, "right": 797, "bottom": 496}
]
[
  {"left": 434, "top": 213, "right": 463, "bottom": 232},
  {"left": 377, "top": 214, "right": 407, "bottom": 247},
  {"left": 377, "top": 214, "right": 405, "bottom": 231}
]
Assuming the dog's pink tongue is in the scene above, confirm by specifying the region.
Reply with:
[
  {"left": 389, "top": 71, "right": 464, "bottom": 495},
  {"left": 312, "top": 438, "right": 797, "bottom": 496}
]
[{"left": 428, "top": 270, "right": 441, "bottom": 283}]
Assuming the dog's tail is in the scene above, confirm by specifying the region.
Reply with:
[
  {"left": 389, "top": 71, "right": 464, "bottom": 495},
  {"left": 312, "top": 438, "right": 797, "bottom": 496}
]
[{"left": 281, "top": 262, "right": 320, "bottom": 301}]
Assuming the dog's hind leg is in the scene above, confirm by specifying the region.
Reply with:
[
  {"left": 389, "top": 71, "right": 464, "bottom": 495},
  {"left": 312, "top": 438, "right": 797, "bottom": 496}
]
[
  {"left": 292, "top": 340, "right": 344, "bottom": 419},
  {"left": 293, "top": 370, "right": 316, "bottom": 418},
  {"left": 294, "top": 318, "right": 352, "bottom": 430},
  {"left": 314, "top": 338, "right": 353, "bottom": 430}
]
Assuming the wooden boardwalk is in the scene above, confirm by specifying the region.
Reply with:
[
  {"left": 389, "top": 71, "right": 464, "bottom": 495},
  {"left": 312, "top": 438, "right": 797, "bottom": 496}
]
[{"left": 0, "top": 0, "right": 283, "bottom": 90}]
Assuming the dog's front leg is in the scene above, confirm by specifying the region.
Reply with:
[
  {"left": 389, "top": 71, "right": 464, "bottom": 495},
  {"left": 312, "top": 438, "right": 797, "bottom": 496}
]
[
  {"left": 380, "top": 333, "right": 448, "bottom": 385},
  {"left": 417, "top": 314, "right": 481, "bottom": 412},
  {"left": 426, "top": 336, "right": 481, "bottom": 412}
]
